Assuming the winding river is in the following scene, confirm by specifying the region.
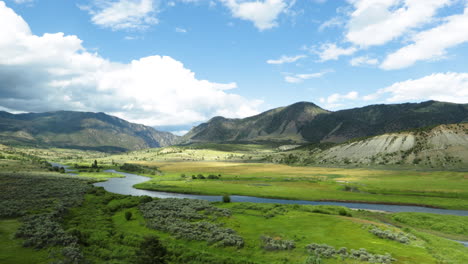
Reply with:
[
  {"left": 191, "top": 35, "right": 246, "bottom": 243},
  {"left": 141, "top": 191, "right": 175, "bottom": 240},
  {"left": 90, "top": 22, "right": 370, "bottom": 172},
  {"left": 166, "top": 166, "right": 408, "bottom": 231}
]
[
  {"left": 50, "top": 163, "right": 468, "bottom": 246},
  {"left": 93, "top": 169, "right": 468, "bottom": 217}
]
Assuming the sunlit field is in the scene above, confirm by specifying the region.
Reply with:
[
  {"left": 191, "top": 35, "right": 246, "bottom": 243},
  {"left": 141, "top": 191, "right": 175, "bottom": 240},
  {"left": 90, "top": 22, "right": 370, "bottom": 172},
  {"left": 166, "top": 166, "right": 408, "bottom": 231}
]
[{"left": 133, "top": 161, "right": 468, "bottom": 209}]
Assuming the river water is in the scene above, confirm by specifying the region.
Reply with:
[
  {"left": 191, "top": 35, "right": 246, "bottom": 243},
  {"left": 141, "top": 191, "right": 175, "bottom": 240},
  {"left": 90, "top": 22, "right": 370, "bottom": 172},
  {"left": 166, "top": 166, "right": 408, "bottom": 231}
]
[
  {"left": 50, "top": 163, "right": 467, "bottom": 247},
  {"left": 94, "top": 170, "right": 468, "bottom": 217}
]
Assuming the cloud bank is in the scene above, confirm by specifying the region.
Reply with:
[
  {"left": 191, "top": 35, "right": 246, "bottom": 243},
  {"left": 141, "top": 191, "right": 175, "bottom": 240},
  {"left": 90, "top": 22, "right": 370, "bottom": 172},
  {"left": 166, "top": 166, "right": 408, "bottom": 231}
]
[{"left": 0, "top": 1, "right": 261, "bottom": 127}]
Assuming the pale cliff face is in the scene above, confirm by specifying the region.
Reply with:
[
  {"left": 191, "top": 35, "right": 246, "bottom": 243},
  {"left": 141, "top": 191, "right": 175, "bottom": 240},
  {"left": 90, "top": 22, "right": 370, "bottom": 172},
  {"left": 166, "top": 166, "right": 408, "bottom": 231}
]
[{"left": 315, "top": 124, "right": 468, "bottom": 167}]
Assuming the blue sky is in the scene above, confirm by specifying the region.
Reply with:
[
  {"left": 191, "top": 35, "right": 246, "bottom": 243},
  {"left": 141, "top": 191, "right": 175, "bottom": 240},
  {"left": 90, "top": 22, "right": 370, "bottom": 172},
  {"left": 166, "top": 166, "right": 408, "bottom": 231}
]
[{"left": 1, "top": 0, "right": 468, "bottom": 134}]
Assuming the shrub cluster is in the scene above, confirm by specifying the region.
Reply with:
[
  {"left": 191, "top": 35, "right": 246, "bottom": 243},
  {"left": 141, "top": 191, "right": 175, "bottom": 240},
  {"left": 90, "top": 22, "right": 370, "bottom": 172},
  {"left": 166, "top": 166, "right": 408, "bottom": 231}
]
[
  {"left": 369, "top": 226, "right": 415, "bottom": 244},
  {"left": 304, "top": 254, "right": 323, "bottom": 264},
  {"left": 61, "top": 191, "right": 165, "bottom": 263},
  {"left": 0, "top": 173, "right": 91, "bottom": 263},
  {"left": 120, "top": 163, "right": 159, "bottom": 175},
  {"left": 140, "top": 198, "right": 243, "bottom": 248},
  {"left": 191, "top": 173, "right": 222, "bottom": 180},
  {"left": 15, "top": 212, "right": 77, "bottom": 249},
  {"left": 306, "top": 243, "right": 396, "bottom": 264},
  {"left": 301, "top": 205, "right": 353, "bottom": 217},
  {"left": 260, "top": 236, "right": 295, "bottom": 251},
  {"left": 0, "top": 173, "right": 91, "bottom": 217}
]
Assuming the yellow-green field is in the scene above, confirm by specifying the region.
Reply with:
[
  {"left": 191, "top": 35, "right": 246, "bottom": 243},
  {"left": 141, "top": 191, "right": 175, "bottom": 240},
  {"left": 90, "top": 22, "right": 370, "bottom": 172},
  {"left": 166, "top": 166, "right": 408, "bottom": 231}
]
[{"left": 133, "top": 161, "right": 468, "bottom": 209}]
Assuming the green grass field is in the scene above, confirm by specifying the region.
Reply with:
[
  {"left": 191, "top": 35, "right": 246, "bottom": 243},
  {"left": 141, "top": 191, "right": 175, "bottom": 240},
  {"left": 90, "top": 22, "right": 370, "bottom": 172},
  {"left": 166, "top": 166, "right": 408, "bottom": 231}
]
[
  {"left": 0, "top": 219, "right": 49, "bottom": 264},
  {"left": 65, "top": 193, "right": 468, "bottom": 263},
  {"left": 132, "top": 161, "right": 468, "bottom": 209},
  {"left": 1, "top": 144, "right": 467, "bottom": 263},
  {"left": 390, "top": 212, "right": 468, "bottom": 240}
]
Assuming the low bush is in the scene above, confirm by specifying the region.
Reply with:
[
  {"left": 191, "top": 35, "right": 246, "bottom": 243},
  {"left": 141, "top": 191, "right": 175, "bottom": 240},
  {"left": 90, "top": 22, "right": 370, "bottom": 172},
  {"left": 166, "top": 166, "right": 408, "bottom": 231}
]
[
  {"left": 140, "top": 198, "right": 243, "bottom": 248},
  {"left": 260, "top": 236, "right": 295, "bottom": 251},
  {"left": 368, "top": 225, "right": 415, "bottom": 244},
  {"left": 306, "top": 243, "right": 396, "bottom": 264},
  {"left": 135, "top": 236, "right": 168, "bottom": 264},
  {"left": 119, "top": 163, "right": 159, "bottom": 175},
  {"left": 125, "top": 211, "right": 132, "bottom": 221},
  {"left": 304, "top": 255, "right": 322, "bottom": 264},
  {"left": 0, "top": 173, "right": 91, "bottom": 263},
  {"left": 223, "top": 194, "right": 231, "bottom": 203},
  {"left": 15, "top": 213, "right": 77, "bottom": 249},
  {"left": 338, "top": 208, "right": 352, "bottom": 217}
]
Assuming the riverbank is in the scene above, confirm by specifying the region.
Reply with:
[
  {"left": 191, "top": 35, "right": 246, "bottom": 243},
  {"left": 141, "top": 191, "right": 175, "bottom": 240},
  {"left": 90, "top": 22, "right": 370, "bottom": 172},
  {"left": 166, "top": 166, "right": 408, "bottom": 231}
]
[
  {"left": 128, "top": 161, "right": 468, "bottom": 210},
  {"left": 95, "top": 169, "right": 468, "bottom": 216}
]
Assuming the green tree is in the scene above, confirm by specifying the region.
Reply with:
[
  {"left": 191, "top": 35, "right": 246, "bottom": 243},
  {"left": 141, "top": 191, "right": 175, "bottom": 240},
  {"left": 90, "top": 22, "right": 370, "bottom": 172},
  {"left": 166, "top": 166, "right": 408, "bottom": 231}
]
[
  {"left": 125, "top": 211, "right": 132, "bottom": 221},
  {"left": 223, "top": 194, "right": 231, "bottom": 203},
  {"left": 135, "top": 236, "right": 168, "bottom": 264}
]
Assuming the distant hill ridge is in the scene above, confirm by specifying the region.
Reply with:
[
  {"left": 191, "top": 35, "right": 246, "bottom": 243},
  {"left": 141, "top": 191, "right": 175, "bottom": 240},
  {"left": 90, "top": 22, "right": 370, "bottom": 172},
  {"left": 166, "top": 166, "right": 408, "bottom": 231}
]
[
  {"left": 182, "top": 100, "right": 468, "bottom": 144},
  {"left": 0, "top": 110, "right": 179, "bottom": 152}
]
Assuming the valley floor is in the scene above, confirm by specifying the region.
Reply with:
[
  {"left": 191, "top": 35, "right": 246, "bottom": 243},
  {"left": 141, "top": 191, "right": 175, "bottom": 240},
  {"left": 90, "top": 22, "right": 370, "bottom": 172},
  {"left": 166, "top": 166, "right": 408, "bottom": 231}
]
[
  {"left": 0, "top": 144, "right": 467, "bottom": 263},
  {"left": 130, "top": 161, "right": 468, "bottom": 210}
]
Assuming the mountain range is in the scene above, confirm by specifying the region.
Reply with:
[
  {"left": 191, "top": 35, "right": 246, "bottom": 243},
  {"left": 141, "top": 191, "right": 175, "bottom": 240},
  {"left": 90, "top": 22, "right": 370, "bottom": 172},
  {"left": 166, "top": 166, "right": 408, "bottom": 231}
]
[
  {"left": 0, "top": 100, "right": 466, "bottom": 153},
  {"left": 0, "top": 111, "right": 179, "bottom": 152},
  {"left": 181, "top": 100, "right": 468, "bottom": 144}
]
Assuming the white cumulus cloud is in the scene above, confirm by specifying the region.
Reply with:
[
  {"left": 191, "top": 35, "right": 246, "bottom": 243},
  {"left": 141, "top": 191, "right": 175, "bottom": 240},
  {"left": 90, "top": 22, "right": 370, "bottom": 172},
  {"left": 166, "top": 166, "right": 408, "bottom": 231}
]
[
  {"left": 81, "top": 0, "right": 159, "bottom": 31},
  {"left": 319, "top": 91, "right": 359, "bottom": 109},
  {"left": 346, "top": 0, "right": 451, "bottom": 47},
  {"left": 0, "top": 1, "right": 262, "bottom": 127},
  {"left": 364, "top": 72, "right": 468, "bottom": 103},
  {"left": 315, "top": 43, "right": 357, "bottom": 62},
  {"left": 220, "top": 0, "right": 289, "bottom": 30},
  {"left": 381, "top": 6, "right": 468, "bottom": 70}
]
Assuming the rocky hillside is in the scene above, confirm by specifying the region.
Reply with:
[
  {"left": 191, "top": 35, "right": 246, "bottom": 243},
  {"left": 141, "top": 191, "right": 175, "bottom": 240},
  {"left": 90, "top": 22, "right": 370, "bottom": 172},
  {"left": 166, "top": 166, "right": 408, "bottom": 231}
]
[
  {"left": 278, "top": 123, "right": 468, "bottom": 169},
  {"left": 183, "top": 100, "right": 468, "bottom": 144},
  {"left": 0, "top": 111, "right": 179, "bottom": 152},
  {"left": 182, "top": 102, "right": 329, "bottom": 143}
]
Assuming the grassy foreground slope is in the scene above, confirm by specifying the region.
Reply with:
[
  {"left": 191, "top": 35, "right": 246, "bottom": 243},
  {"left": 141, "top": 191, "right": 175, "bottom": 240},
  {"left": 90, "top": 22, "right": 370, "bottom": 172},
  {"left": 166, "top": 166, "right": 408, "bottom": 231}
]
[
  {"left": 0, "top": 219, "right": 49, "bottom": 264},
  {"left": 1, "top": 172, "right": 467, "bottom": 264}
]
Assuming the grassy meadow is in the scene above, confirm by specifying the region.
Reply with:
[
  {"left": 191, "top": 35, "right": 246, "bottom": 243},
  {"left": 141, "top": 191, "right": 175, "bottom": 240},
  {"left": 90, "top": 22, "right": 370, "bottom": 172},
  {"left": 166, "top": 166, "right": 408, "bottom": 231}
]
[
  {"left": 130, "top": 161, "right": 468, "bottom": 210},
  {"left": 0, "top": 143, "right": 467, "bottom": 263}
]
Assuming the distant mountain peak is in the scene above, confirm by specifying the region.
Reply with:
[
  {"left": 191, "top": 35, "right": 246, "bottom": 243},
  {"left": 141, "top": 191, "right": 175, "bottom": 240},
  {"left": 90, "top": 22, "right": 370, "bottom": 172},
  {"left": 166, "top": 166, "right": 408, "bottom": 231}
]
[
  {"left": 289, "top": 101, "right": 321, "bottom": 108},
  {"left": 182, "top": 101, "right": 468, "bottom": 144},
  {"left": 0, "top": 111, "right": 180, "bottom": 152}
]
